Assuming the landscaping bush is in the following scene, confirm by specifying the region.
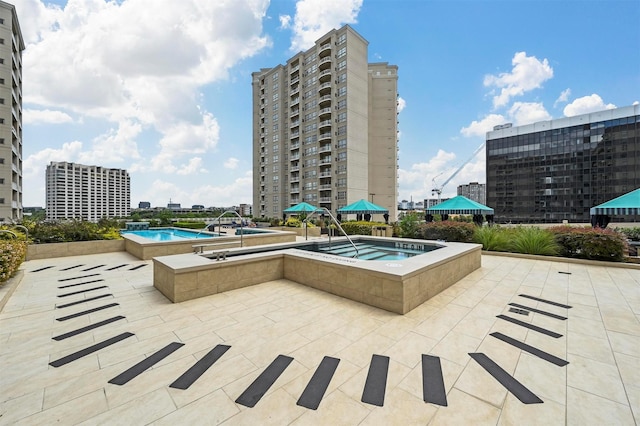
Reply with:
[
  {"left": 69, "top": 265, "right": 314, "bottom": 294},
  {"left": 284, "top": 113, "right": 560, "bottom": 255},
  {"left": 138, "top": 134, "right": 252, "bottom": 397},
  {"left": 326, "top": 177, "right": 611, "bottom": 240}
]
[
  {"left": 173, "top": 221, "right": 207, "bottom": 230},
  {"left": 510, "top": 227, "right": 559, "bottom": 256},
  {"left": 27, "top": 219, "right": 122, "bottom": 243},
  {"left": 340, "top": 221, "right": 384, "bottom": 236},
  {"left": 419, "top": 221, "right": 475, "bottom": 242},
  {"left": 549, "top": 226, "right": 627, "bottom": 262},
  {"left": 472, "top": 226, "right": 512, "bottom": 251},
  {"left": 615, "top": 227, "right": 640, "bottom": 241},
  {"left": 0, "top": 240, "right": 27, "bottom": 283},
  {"left": 398, "top": 213, "right": 421, "bottom": 238}
]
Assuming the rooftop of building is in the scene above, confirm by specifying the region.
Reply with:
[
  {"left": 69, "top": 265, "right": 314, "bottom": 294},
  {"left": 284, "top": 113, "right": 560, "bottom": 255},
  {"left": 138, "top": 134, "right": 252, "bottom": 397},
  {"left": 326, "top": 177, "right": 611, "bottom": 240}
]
[{"left": 0, "top": 249, "right": 638, "bottom": 424}]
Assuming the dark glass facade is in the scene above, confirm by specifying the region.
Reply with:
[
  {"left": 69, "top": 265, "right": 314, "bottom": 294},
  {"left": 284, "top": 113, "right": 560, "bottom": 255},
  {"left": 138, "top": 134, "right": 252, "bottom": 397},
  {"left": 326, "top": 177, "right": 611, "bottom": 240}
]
[{"left": 486, "top": 109, "right": 640, "bottom": 223}]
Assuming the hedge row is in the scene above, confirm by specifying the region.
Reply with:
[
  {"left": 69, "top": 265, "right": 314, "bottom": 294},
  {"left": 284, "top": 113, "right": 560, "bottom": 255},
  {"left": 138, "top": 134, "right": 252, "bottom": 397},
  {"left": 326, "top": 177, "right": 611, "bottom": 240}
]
[
  {"left": 413, "top": 222, "right": 628, "bottom": 261},
  {"left": 0, "top": 240, "right": 27, "bottom": 283}
]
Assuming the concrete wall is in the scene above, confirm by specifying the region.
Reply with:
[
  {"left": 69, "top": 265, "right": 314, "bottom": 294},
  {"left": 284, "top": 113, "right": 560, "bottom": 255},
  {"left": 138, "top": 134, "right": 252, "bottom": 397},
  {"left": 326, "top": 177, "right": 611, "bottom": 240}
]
[{"left": 26, "top": 240, "right": 126, "bottom": 260}]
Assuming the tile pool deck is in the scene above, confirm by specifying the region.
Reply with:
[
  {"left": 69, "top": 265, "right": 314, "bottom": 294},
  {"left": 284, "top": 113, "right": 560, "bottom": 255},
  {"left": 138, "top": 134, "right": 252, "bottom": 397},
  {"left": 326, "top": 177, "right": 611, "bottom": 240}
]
[{"left": 0, "top": 249, "right": 639, "bottom": 425}]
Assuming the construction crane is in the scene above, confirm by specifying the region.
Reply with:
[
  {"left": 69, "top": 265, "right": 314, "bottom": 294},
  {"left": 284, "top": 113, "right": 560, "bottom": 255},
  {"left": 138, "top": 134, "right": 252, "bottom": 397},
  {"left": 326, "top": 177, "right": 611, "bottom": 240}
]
[{"left": 431, "top": 142, "right": 486, "bottom": 203}]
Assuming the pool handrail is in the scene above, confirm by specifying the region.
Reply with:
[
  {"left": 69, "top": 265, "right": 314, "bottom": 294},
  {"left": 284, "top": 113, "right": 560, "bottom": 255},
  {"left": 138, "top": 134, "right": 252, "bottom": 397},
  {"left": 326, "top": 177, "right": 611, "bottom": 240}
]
[
  {"left": 201, "top": 210, "right": 245, "bottom": 247},
  {"left": 303, "top": 208, "right": 359, "bottom": 258}
]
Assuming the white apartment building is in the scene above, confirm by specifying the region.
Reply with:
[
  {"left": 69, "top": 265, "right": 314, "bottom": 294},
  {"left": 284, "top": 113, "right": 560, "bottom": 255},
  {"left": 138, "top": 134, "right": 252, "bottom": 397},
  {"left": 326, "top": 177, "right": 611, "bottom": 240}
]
[
  {"left": 46, "top": 162, "right": 131, "bottom": 221},
  {"left": 252, "top": 25, "right": 398, "bottom": 220},
  {"left": 0, "top": 1, "right": 23, "bottom": 222}
]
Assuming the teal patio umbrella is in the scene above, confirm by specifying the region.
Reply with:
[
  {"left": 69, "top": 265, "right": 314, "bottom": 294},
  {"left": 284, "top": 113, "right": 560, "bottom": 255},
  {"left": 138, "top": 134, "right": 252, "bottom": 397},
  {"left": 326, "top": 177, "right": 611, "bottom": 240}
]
[
  {"left": 283, "top": 202, "right": 322, "bottom": 214},
  {"left": 337, "top": 199, "right": 389, "bottom": 215},
  {"left": 426, "top": 196, "right": 494, "bottom": 215},
  {"left": 589, "top": 188, "right": 640, "bottom": 228},
  {"left": 426, "top": 195, "right": 494, "bottom": 225}
]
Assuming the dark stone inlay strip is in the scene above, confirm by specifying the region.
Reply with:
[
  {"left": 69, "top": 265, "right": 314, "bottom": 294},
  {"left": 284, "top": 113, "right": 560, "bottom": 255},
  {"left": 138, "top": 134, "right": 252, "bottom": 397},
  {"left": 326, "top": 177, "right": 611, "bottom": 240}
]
[
  {"left": 361, "top": 354, "right": 389, "bottom": 407},
  {"left": 490, "top": 332, "right": 569, "bottom": 367},
  {"left": 519, "top": 294, "right": 572, "bottom": 309},
  {"left": 49, "top": 332, "right": 134, "bottom": 367},
  {"left": 235, "top": 355, "right": 294, "bottom": 408},
  {"left": 558, "top": 271, "right": 572, "bottom": 275},
  {"left": 469, "top": 352, "right": 543, "bottom": 404},
  {"left": 52, "top": 316, "right": 126, "bottom": 341},
  {"left": 56, "top": 294, "right": 112, "bottom": 309},
  {"left": 509, "top": 303, "right": 567, "bottom": 320},
  {"left": 496, "top": 314, "right": 563, "bottom": 338},
  {"left": 56, "top": 303, "right": 120, "bottom": 321},
  {"left": 57, "top": 286, "right": 109, "bottom": 298},
  {"left": 60, "top": 265, "right": 85, "bottom": 271},
  {"left": 297, "top": 356, "right": 340, "bottom": 410},
  {"left": 105, "top": 264, "right": 128, "bottom": 271},
  {"left": 31, "top": 266, "right": 54, "bottom": 272},
  {"left": 129, "top": 264, "right": 147, "bottom": 271},
  {"left": 82, "top": 265, "right": 105, "bottom": 271},
  {"left": 58, "top": 279, "right": 105, "bottom": 289},
  {"left": 58, "top": 273, "right": 101, "bottom": 282},
  {"left": 169, "top": 344, "right": 231, "bottom": 390},
  {"left": 509, "top": 307, "right": 530, "bottom": 316},
  {"left": 422, "top": 354, "right": 447, "bottom": 406},
  {"left": 109, "top": 342, "right": 185, "bottom": 385}
]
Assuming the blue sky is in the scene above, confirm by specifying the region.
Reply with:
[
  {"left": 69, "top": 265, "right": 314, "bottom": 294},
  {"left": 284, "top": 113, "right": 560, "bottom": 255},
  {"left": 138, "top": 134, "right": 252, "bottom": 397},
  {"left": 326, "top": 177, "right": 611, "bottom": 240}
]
[{"left": 17, "top": 0, "right": 640, "bottom": 210}]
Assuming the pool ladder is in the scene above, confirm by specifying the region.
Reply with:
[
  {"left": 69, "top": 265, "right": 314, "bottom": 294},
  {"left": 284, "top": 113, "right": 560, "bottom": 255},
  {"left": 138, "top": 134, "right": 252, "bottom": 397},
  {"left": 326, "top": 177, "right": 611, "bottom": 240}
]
[{"left": 303, "top": 208, "right": 359, "bottom": 258}]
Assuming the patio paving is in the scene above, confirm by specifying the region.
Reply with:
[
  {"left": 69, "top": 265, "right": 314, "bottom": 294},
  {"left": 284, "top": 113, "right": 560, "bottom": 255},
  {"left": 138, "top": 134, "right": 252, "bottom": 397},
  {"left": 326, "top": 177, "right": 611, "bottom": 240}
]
[{"left": 0, "top": 250, "right": 638, "bottom": 425}]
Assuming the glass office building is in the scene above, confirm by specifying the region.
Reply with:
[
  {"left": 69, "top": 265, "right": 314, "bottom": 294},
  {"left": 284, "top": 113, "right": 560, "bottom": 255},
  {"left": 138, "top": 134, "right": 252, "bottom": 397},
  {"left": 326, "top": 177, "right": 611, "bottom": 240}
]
[{"left": 486, "top": 105, "right": 640, "bottom": 223}]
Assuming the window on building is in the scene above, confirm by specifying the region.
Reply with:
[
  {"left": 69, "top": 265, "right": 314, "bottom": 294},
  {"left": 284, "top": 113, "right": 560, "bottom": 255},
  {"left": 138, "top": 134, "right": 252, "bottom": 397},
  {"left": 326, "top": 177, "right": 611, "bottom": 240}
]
[
  {"left": 0, "top": 58, "right": 4, "bottom": 64},
  {"left": 338, "top": 86, "right": 347, "bottom": 97},
  {"left": 272, "top": 93, "right": 279, "bottom": 102},
  {"left": 337, "top": 112, "right": 347, "bottom": 122},
  {"left": 273, "top": 175, "right": 279, "bottom": 181},
  {"left": 337, "top": 60, "right": 346, "bottom": 71},
  {"left": 273, "top": 195, "right": 279, "bottom": 202},
  {"left": 337, "top": 99, "right": 346, "bottom": 109},
  {"left": 0, "top": 19, "right": 4, "bottom": 24},
  {"left": 337, "top": 125, "right": 346, "bottom": 136},
  {"left": 337, "top": 33, "right": 346, "bottom": 45},
  {"left": 273, "top": 124, "right": 279, "bottom": 131},
  {"left": 337, "top": 139, "right": 347, "bottom": 149},
  {"left": 337, "top": 191, "right": 346, "bottom": 200},
  {"left": 272, "top": 72, "right": 279, "bottom": 81},
  {"left": 272, "top": 155, "right": 279, "bottom": 162},
  {"left": 272, "top": 165, "right": 279, "bottom": 173},
  {"left": 337, "top": 152, "right": 347, "bottom": 161},
  {"left": 337, "top": 47, "right": 346, "bottom": 58},
  {"left": 0, "top": 158, "right": 3, "bottom": 164},
  {"left": 0, "top": 99, "right": 4, "bottom": 104},
  {"left": 337, "top": 178, "right": 346, "bottom": 187}
]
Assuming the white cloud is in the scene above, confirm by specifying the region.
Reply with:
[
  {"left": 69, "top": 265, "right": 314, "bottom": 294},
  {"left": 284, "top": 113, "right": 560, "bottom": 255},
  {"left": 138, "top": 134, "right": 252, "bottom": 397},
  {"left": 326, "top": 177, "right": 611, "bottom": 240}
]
[
  {"left": 553, "top": 88, "right": 571, "bottom": 107},
  {"left": 508, "top": 102, "right": 552, "bottom": 125},
  {"left": 137, "top": 172, "right": 253, "bottom": 208},
  {"left": 398, "top": 148, "right": 486, "bottom": 203},
  {"left": 397, "top": 97, "right": 406, "bottom": 113},
  {"left": 288, "top": 0, "right": 363, "bottom": 52},
  {"left": 279, "top": 14, "right": 292, "bottom": 29},
  {"left": 484, "top": 51, "right": 553, "bottom": 109},
  {"left": 224, "top": 157, "right": 240, "bottom": 170},
  {"left": 633, "top": 101, "right": 639, "bottom": 106},
  {"left": 23, "top": 108, "right": 73, "bottom": 124},
  {"left": 563, "top": 94, "right": 616, "bottom": 117},
  {"left": 460, "top": 114, "right": 507, "bottom": 137},
  {"left": 20, "top": 0, "right": 268, "bottom": 176}
]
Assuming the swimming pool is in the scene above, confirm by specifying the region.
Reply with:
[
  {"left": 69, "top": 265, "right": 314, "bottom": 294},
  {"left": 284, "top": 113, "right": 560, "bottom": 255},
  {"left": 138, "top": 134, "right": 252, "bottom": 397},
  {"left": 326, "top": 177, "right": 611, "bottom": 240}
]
[
  {"left": 121, "top": 228, "right": 218, "bottom": 241},
  {"left": 297, "top": 240, "right": 440, "bottom": 260}
]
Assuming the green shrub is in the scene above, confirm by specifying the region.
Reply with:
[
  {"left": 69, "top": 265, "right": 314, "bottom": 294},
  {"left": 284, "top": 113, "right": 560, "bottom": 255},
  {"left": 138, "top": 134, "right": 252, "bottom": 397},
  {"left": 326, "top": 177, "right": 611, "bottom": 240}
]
[
  {"left": 173, "top": 221, "right": 207, "bottom": 230},
  {"left": 473, "top": 226, "right": 512, "bottom": 251},
  {"left": 419, "top": 221, "right": 475, "bottom": 242},
  {"left": 615, "top": 227, "right": 640, "bottom": 241},
  {"left": 510, "top": 227, "right": 559, "bottom": 256},
  {"left": 340, "top": 221, "right": 384, "bottom": 236},
  {"left": 549, "top": 226, "right": 627, "bottom": 262},
  {"left": 0, "top": 240, "right": 27, "bottom": 283},
  {"left": 27, "top": 219, "right": 122, "bottom": 243},
  {"left": 398, "top": 213, "right": 420, "bottom": 238}
]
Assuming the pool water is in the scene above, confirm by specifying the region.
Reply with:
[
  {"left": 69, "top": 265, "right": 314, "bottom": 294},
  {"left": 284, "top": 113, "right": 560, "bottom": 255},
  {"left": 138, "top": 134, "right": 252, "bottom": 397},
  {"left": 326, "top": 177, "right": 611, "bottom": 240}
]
[
  {"left": 121, "top": 228, "right": 218, "bottom": 241},
  {"left": 298, "top": 241, "right": 440, "bottom": 261}
]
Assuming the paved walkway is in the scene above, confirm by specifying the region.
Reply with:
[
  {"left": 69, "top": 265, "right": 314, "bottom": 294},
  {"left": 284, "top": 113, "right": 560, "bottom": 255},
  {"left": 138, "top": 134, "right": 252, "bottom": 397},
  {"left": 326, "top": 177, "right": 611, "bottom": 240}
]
[{"left": 0, "top": 251, "right": 638, "bottom": 425}]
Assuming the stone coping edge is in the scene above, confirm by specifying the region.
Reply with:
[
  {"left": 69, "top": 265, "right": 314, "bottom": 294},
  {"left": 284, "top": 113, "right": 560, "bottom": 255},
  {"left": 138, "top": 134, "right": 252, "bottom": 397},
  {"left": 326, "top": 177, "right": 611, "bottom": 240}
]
[{"left": 482, "top": 251, "right": 640, "bottom": 270}]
